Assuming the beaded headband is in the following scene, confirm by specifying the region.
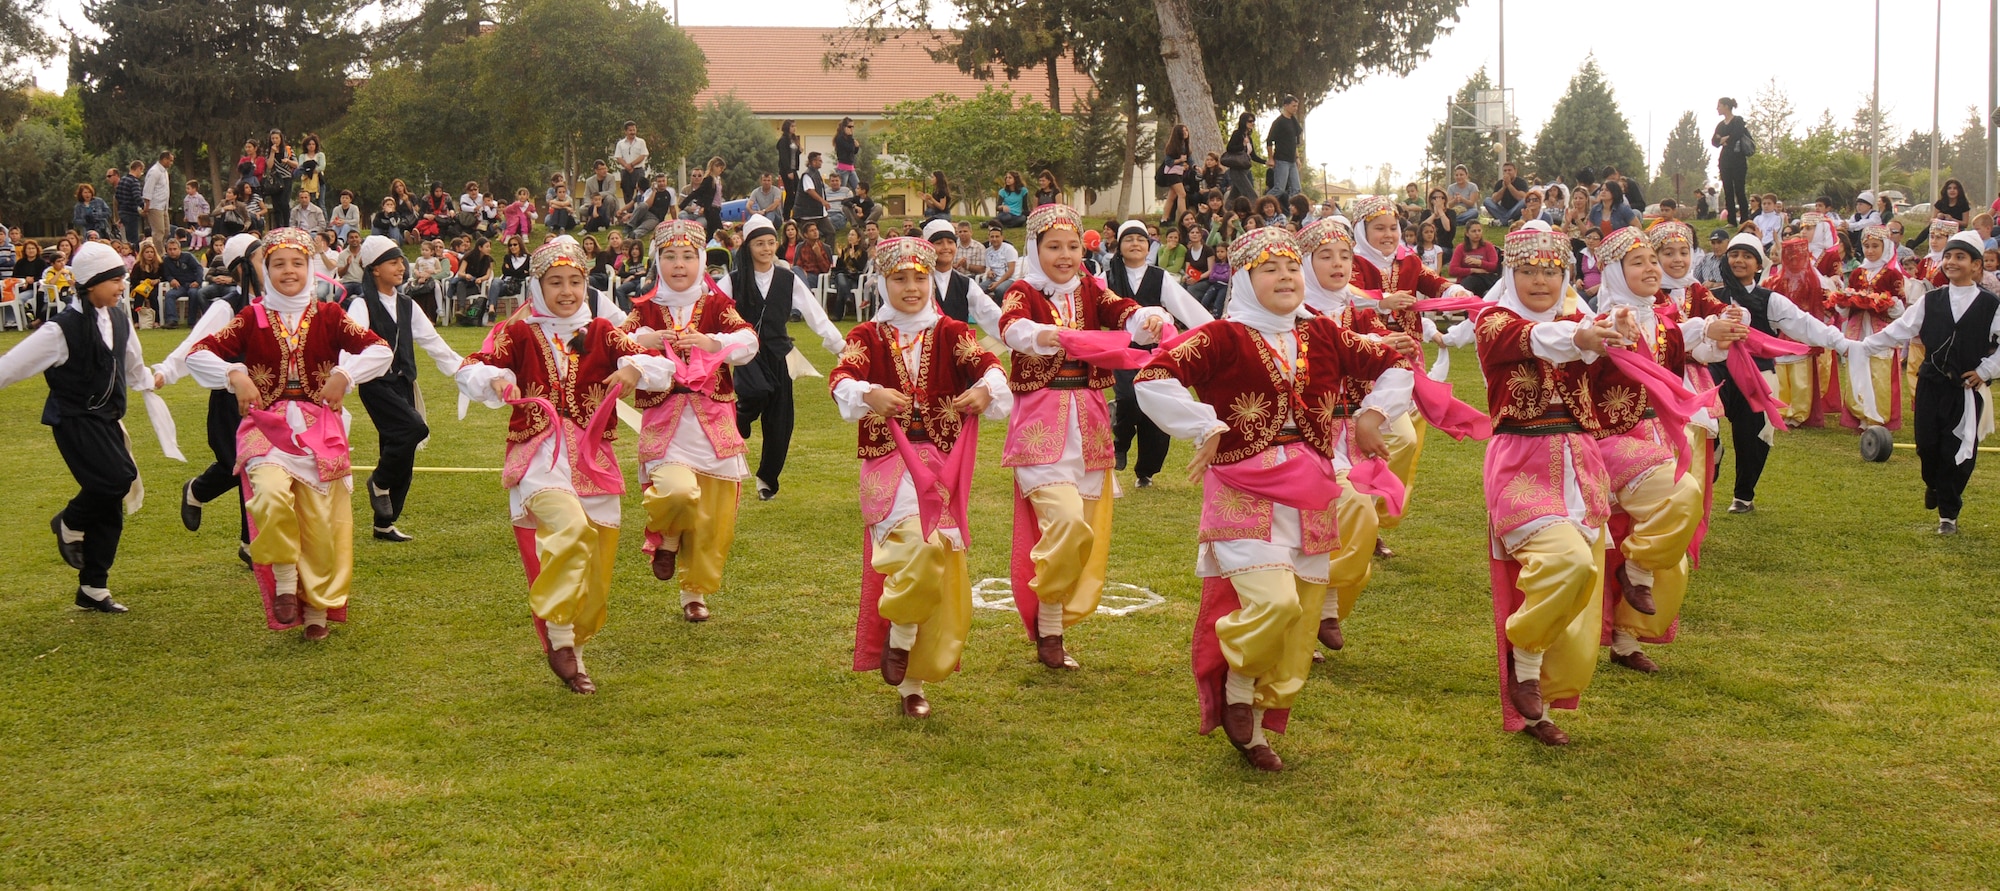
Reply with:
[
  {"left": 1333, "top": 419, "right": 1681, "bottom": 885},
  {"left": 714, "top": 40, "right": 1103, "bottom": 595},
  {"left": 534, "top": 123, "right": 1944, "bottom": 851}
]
[
  {"left": 1229, "top": 227, "right": 1303, "bottom": 271},
  {"left": 1645, "top": 221, "right": 1694, "bottom": 249},
  {"left": 1593, "top": 226, "right": 1650, "bottom": 266},
  {"left": 1351, "top": 195, "right": 1397, "bottom": 223},
  {"left": 1298, "top": 216, "right": 1354, "bottom": 252},
  {"left": 530, "top": 236, "right": 591, "bottom": 279},
  {"left": 260, "top": 227, "right": 313, "bottom": 258},
  {"left": 874, "top": 236, "right": 936, "bottom": 275},
  {"left": 1931, "top": 217, "right": 1963, "bottom": 237},
  {"left": 1026, "top": 203, "right": 1082, "bottom": 236},
  {"left": 652, "top": 219, "right": 705, "bottom": 251},
  {"left": 1503, "top": 227, "right": 1571, "bottom": 270}
]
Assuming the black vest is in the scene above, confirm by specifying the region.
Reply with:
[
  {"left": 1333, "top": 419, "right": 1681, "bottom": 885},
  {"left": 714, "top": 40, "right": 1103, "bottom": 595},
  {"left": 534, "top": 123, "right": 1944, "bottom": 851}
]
[
  {"left": 356, "top": 287, "right": 418, "bottom": 383},
  {"left": 42, "top": 305, "right": 129, "bottom": 426},
  {"left": 1917, "top": 287, "right": 2000, "bottom": 385},
  {"left": 937, "top": 271, "right": 973, "bottom": 323},
  {"left": 1715, "top": 284, "right": 1778, "bottom": 372},
  {"left": 733, "top": 266, "right": 795, "bottom": 359},
  {"left": 1106, "top": 264, "right": 1165, "bottom": 347}
]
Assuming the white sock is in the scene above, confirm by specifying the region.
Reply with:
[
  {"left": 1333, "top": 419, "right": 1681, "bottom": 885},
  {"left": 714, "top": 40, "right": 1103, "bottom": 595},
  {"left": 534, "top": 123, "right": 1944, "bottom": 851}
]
[
  {"left": 56, "top": 519, "right": 83, "bottom": 544},
  {"left": 1625, "top": 563, "right": 1654, "bottom": 586},
  {"left": 1224, "top": 670, "right": 1256, "bottom": 705},
  {"left": 1036, "top": 601, "right": 1064, "bottom": 637},
  {"left": 662, "top": 534, "right": 682, "bottom": 553},
  {"left": 895, "top": 678, "right": 924, "bottom": 697},
  {"left": 1512, "top": 647, "right": 1543, "bottom": 682},
  {"left": 79, "top": 585, "right": 110, "bottom": 602},
  {"left": 1320, "top": 593, "right": 1341, "bottom": 621},
  {"left": 679, "top": 591, "right": 706, "bottom": 607},
  {"left": 545, "top": 621, "right": 576, "bottom": 650},
  {"left": 889, "top": 622, "right": 918, "bottom": 650},
  {"left": 1611, "top": 629, "right": 1642, "bottom": 656},
  {"left": 302, "top": 607, "right": 328, "bottom": 628},
  {"left": 1248, "top": 709, "right": 1269, "bottom": 748},
  {"left": 272, "top": 563, "right": 298, "bottom": 596},
  {"left": 184, "top": 486, "right": 202, "bottom": 507}
]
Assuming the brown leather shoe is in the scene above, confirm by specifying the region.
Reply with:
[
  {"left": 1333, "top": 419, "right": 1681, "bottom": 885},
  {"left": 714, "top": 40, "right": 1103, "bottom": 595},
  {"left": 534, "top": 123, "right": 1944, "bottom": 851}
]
[
  {"left": 1611, "top": 649, "right": 1660, "bottom": 673},
  {"left": 547, "top": 646, "right": 596, "bottom": 694},
  {"left": 651, "top": 547, "right": 677, "bottom": 581},
  {"left": 1240, "top": 744, "right": 1285, "bottom": 772},
  {"left": 1523, "top": 720, "right": 1570, "bottom": 746},
  {"left": 1373, "top": 538, "right": 1395, "bottom": 559},
  {"left": 1311, "top": 650, "right": 1325, "bottom": 664},
  {"left": 901, "top": 693, "right": 931, "bottom": 718},
  {"left": 1619, "top": 565, "right": 1657, "bottom": 615},
  {"left": 302, "top": 623, "right": 330, "bottom": 642},
  {"left": 1036, "top": 634, "right": 1077, "bottom": 670},
  {"left": 1317, "top": 616, "right": 1345, "bottom": 650},
  {"left": 881, "top": 641, "right": 910, "bottom": 686},
  {"left": 1221, "top": 702, "right": 1256, "bottom": 747},
  {"left": 271, "top": 593, "right": 301, "bottom": 626},
  {"left": 1508, "top": 677, "right": 1546, "bottom": 722},
  {"left": 682, "top": 601, "right": 710, "bottom": 623}
]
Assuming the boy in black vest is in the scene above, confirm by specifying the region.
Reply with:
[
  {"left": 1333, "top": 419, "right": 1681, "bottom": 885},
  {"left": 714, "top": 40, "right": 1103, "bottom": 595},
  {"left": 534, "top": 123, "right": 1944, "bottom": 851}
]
[
  {"left": 155, "top": 233, "right": 259, "bottom": 564},
  {"left": 0, "top": 242, "right": 172, "bottom": 612},
  {"left": 1103, "top": 219, "right": 1214, "bottom": 485},
  {"left": 715, "top": 214, "right": 845, "bottom": 500},
  {"left": 920, "top": 218, "right": 1005, "bottom": 340},
  {"left": 345, "top": 236, "right": 464, "bottom": 541},
  {"left": 1862, "top": 231, "right": 2000, "bottom": 534}
]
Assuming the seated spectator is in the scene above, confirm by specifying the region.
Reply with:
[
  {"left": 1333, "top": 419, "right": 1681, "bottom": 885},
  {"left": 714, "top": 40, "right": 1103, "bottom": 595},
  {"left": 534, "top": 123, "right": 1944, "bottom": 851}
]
[
  {"left": 1416, "top": 220, "right": 1446, "bottom": 276},
  {"left": 746, "top": 173, "right": 784, "bottom": 220},
  {"left": 290, "top": 190, "right": 327, "bottom": 235},
  {"left": 613, "top": 239, "right": 649, "bottom": 307},
  {"left": 502, "top": 188, "right": 536, "bottom": 239},
  {"left": 545, "top": 185, "right": 576, "bottom": 234},
  {"left": 408, "top": 239, "right": 447, "bottom": 318},
  {"left": 1575, "top": 226, "right": 1605, "bottom": 303},
  {"left": 793, "top": 222, "right": 831, "bottom": 290},
  {"left": 489, "top": 235, "right": 530, "bottom": 305},
  {"left": 582, "top": 234, "right": 614, "bottom": 294},
  {"left": 329, "top": 190, "right": 361, "bottom": 242},
  {"left": 371, "top": 196, "right": 405, "bottom": 243},
  {"left": 993, "top": 171, "right": 1029, "bottom": 228},
  {"left": 978, "top": 222, "right": 1019, "bottom": 295},
  {"left": 1157, "top": 227, "right": 1188, "bottom": 278},
  {"left": 1448, "top": 221, "right": 1499, "bottom": 295},
  {"left": 1482, "top": 162, "right": 1529, "bottom": 225},
  {"left": 453, "top": 237, "right": 495, "bottom": 324},
  {"left": 126, "top": 239, "right": 164, "bottom": 328},
  {"left": 1589, "top": 181, "right": 1637, "bottom": 233},
  {"left": 1447, "top": 164, "right": 1482, "bottom": 226},
  {"left": 831, "top": 227, "right": 869, "bottom": 321},
  {"left": 334, "top": 230, "right": 367, "bottom": 284},
  {"left": 848, "top": 181, "right": 882, "bottom": 229}
]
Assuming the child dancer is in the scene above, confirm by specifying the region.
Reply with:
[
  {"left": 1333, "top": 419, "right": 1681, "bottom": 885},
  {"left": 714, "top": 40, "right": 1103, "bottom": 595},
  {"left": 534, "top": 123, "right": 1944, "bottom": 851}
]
[
  {"left": 999, "top": 204, "right": 1171, "bottom": 670},
  {"left": 1475, "top": 225, "right": 1641, "bottom": 746},
  {"left": 187, "top": 228, "right": 393, "bottom": 640},
  {"left": 1907, "top": 219, "right": 1960, "bottom": 390},
  {"left": 457, "top": 237, "right": 674, "bottom": 691},
  {"left": 0, "top": 241, "right": 178, "bottom": 613},
  {"left": 345, "top": 235, "right": 464, "bottom": 542},
  {"left": 1860, "top": 231, "right": 2000, "bottom": 534},
  {"left": 622, "top": 220, "right": 757, "bottom": 623},
  {"left": 1764, "top": 238, "right": 1840, "bottom": 430},
  {"left": 1832, "top": 225, "right": 1907, "bottom": 430},
  {"left": 155, "top": 233, "right": 260, "bottom": 563},
  {"left": 831, "top": 237, "right": 1011, "bottom": 717},
  {"left": 1136, "top": 228, "right": 1412, "bottom": 771},
  {"left": 1648, "top": 222, "right": 1729, "bottom": 565}
]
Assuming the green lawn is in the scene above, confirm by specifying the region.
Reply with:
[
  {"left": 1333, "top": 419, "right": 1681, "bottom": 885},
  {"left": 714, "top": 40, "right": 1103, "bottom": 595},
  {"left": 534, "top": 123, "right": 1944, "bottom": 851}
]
[{"left": 0, "top": 323, "right": 1995, "bottom": 889}]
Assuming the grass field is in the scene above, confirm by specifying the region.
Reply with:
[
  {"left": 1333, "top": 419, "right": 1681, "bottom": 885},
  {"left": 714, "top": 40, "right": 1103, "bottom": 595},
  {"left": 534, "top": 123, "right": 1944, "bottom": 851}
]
[{"left": 0, "top": 321, "right": 1996, "bottom": 889}]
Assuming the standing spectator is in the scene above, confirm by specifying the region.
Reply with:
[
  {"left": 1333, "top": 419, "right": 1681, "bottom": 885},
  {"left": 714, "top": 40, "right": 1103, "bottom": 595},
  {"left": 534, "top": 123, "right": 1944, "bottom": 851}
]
[
  {"left": 295, "top": 134, "right": 326, "bottom": 206},
  {"left": 181, "top": 179, "right": 210, "bottom": 233},
  {"left": 1222, "top": 113, "right": 1265, "bottom": 201},
  {"left": 158, "top": 236, "right": 203, "bottom": 327},
  {"left": 1483, "top": 161, "right": 1529, "bottom": 226},
  {"left": 115, "top": 161, "right": 145, "bottom": 245},
  {"left": 921, "top": 171, "right": 952, "bottom": 222},
  {"left": 830, "top": 227, "right": 869, "bottom": 320},
  {"left": 581, "top": 159, "right": 620, "bottom": 224},
  {"left": 746, "top": 172, "right": 783, "bottom": 220},
  {"left": 614, "top": 120, "right": 648, "bottom": 203},
  {"left": 776, "top": 119, "right": 802, "bottom": 220},
  {"left": 142, "top": 151, "right": 173, "bottom": 246},
  {"left": 681, "top": 157, "right": 726, "bottom": 240},
  {"left": 1032, "top": 168, "right": 1062, "bottom": 209},
  {"left": 794, "top": 151, "right": 831, "bottom": 242},
  {"left": 832, "top": 116, "right": 861, "bottom": 191},
  {"left": 1264, "top": 95, "right": 1303, "bottom": 201},
  {"left": 329, "top": 190, "right": 361, "bottom": 242},
  {"left": 979, "top": 222, "right": 1019, "bottom": 294},
  {"left": 1711, "top": 97, "right": 1753, "bottom": 224},
  {"left": 1158, "top": 123, "right": 1193, "bottom": 224},
  {"left": 72, "top": 183, "right": 112, "bottom": 239},
  {"left": 994, "top": 171, "right": 1029, "bottom": 227},
  {"left": 290, "top": 190, "right": 327, "bottom": 235},
  {"left": 1446, "top": 164, "right": 1481, "bottom": 227},
  {"left": 1449, "top": 220, "right": 1499, "bottom": 295},
  {"left": 103, "top": 167, "right": 125, "bottom": 235},
  {"left": 262, "top": 129, "right": 298, "bottom": 227}
]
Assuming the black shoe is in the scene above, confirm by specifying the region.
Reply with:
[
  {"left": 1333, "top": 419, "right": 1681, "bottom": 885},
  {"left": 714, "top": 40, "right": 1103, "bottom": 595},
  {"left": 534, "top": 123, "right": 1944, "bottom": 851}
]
[
  {"left": 1925, "top": 487, "right": 1939, "bottom": 510},
  {"left": 180, "top": 479, "right": 202, "bottom": 532},
  {"left": 75, "top": 588, "right": 128, "bottom": 613},
  {"left": 1939, "top": 518, "right": 1960, "bottom": 536},
  {"left": 238, "top": 543, "right": 254, "bottom": 569},
  {"left": 373, "top": 525, "right": 414, "bottom": 543},
  {"left": 756, "top": 479, "right": 776, "bottom": 501},
  {"left": 1115, "top": 453, "right": 1128, "bottom": 471},
  {"left": 1136, "top": 476, "right": 1153, "bottom": 488},
  {"left": 366, "top": 473, "right": 395, "bottom": 524},
  {"left": 1727, "top": 499, "right": 1754, "bottom": 514},
  {"left": 50, "top": 513, "right": 84, "bottom": 570}
]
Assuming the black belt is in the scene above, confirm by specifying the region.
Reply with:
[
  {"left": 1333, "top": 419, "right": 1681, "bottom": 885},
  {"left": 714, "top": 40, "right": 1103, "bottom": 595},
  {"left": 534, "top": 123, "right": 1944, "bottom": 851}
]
[
  {"left": 1496, "top": 407, "right": 1584, "bottom": 436},
  {"left": 1271, "top": 426, "right": 1305, "bottom": 445}
]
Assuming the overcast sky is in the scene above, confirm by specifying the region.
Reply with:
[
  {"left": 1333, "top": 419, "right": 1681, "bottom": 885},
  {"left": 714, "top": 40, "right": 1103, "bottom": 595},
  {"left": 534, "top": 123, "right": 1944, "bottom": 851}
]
[{"left": 30, "top": 0, "right": 1993, "bottom": 187}]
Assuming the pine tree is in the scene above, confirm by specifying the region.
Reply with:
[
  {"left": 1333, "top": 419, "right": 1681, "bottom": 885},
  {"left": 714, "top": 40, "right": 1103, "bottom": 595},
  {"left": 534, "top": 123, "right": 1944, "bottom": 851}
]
[
  {"left": 1949, "top": 108, "right": 1991, "bottom": 197},
  {"left": 1527, "top": 57, "right": 1644, "bottom": 186},
  {"left": 693, "top": 95, "right": 774, "bottom": 198},
  {"left": 1650, "top": 111, "right": 1711, "bottom": 203},
  {"left": 1068, "top": 88, "right": 1125, "bottom": 208},
  {"left": 1745, "top": 79, "right": 1796, "bottom": 158},
  {"left": 1421, "top": 67, "right": 1526, "bottom": 186}
]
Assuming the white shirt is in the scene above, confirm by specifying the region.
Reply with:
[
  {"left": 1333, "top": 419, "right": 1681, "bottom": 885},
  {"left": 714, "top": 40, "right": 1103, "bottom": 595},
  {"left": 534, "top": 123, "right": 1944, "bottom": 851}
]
[
  {"left": 344, "top": 292, "right": 467, "bottom": 377},
  {"left": 982, "top": 242, "right": 1020, "bottom": 283},
  {"left": 0, "top": 305, "right": 155, "bottom": 392},
  {"left": 715, "top": 267, "right": 845, "bottom": 355},
  {"left": 1117, "top": 262, "right": 1215, "bottom": 329},
  {"left": 614, "top": 136, "right": 649, "bottom": 169},
  {"left": 1863, "top": 284, "right": 2000, "bottom": 382},
  {"left": 143, "top": 163, "right": 170, "bottom": 210},
  {"left": 931, "top": 270, "right": 1006, "bottom": 342}
]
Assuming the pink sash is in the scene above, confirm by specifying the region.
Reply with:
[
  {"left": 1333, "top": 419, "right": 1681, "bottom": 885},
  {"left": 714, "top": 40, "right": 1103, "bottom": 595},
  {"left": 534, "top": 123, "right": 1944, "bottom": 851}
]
[
  {"left": 886, "top": 415, "right": 980, "bottom": 544},
  {"left": 1603, "top": 348, "right": 1718, "bottom": 478},
  {"left": 1347, "top": 457, "right": 1407, "bottom": 517},
  {"left": 1055, "top": 327, "right": 1168, "bottom": 370},
  {"left": 239, "top": 401, "right": 349, "bottom": 481},
  {"left": 504, "top": 382, "right": 627, "bottom": 494},
  {"left": 1410, "top": 370, "right": 1492, "bottom": 440},
  {"left": 1206, "top": 446, "right": 1340, "bottom": 513},
  {"left": 1411, "top": 295, "right": 1491, "bottom": 313},
  {"left": 673, "top": 344, "right": 733, "bottom": 394},
  {"left": 1724, "top": 328, "right": 1812, "bottom": 429}
]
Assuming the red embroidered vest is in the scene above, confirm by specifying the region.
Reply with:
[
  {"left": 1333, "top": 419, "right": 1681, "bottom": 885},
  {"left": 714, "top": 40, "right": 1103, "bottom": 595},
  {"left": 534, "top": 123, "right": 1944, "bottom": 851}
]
[
  {"left": 462, "top": 317, "right": 647, "bottom": 444},
  {"left": 192, "top": 302, "right": 386, "bottom": 410},
  {"left": 998, "top": 276, "right": 1140, "bottom": 393},
  {"left": 620, "top": 290, "right": 753, "bottom": 407},
  {"left": 830, "top": 317, "right": 1000, "bottom": 459},
  {"left": 1474, "top": 307, "right": 1650, "bottom": 437}
]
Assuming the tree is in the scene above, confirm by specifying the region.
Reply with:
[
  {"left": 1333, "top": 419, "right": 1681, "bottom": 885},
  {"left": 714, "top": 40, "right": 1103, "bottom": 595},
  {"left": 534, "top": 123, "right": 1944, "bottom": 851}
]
[
  {"left": 0, "top": 0, "right": 55, "bottom": 69},
  {"left": 1949, "top": 108, "right": 1991, "bottom": 198},
  {"left": 1745, "top": 79, "right": 1796, "bottom": 158},
  {"left": 1068, "top": 88, "right": 1125, "bottom": 208},
  {"left": 1421, "top": 67, "right": 1526, "bottom": 185},
  {"left": 1150, "top": 0, "right": 1223, "bottom": 162},
  {"left": 1844, "top": 92, "right": 1892, "bottom": 157},
  {"left": 74, "top": 0, "right": 368, "bottom": 203},
  {"left": 480, "top": 0, "right": 705, "bottom": 191},
  {"left": 0, "top": 92, "right": 103, "bottom": 231},
  {"left": 881, "top": 86, "right": 1073, "bottom": 213},
  {"left": 693, "top": 95, "right": 773, "bottom": 198},
  {"left": 1650, "top": 111, "right": 1711, "bottom": 203},
  {"left": 1528, "top": 57, "right": 1643, "bottom": 186},
  {"left": 369, "top": 0, "right": 488, "bottom": 66}
]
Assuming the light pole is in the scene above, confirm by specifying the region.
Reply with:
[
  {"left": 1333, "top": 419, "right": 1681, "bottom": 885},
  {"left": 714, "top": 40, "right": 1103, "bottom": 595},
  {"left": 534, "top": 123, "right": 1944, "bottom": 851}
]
[
  {"left": 1871, "top": 0, "right": 1881, "bottom": 195},
  {"left": 1934, "top": 0, "right": 1943, "bottom": 197},
  {"left": 1496, "top": 0, "right": 1507, "bottom": 167},
  {"left": 1989, "top": 0, "right": 1997, "bottom": 205}
]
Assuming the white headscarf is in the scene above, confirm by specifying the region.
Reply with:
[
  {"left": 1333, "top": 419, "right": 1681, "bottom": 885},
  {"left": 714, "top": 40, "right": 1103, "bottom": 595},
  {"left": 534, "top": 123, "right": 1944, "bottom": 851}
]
[
  {"left": 871, "top": 275, "right": 940, "bottom": 336},
  {"left": 1352, "top": 223, "right": 1399, "bottom": 274},
  {"left": 1300, "top": 250, "right": 1350, "bottom": 316},
  {"left": 1494, "top": 264, "right": 1573, "bottom": 324},
  {"left": 1022, "top": 227, "right": 1082, "bottom": 297},
  {"left": 258, "top": 244, "right": 323, "bottom": 315},
  {"left": 1859, "top": 234, "right": 1889, "bottom": 273},
  {"left": 1224, "top": 268, "right": 1308, "bottom": 335},
  {"left": 525, "top": 276, "right": 594, "bottom": 337}
]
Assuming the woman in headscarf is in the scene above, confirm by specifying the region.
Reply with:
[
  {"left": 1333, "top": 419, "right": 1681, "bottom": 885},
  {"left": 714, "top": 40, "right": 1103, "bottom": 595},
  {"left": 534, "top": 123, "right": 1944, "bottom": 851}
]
[
  {"left": 830, "top": 236, "right": 1011, "bottom": 719},
  {"left": 455, "top": 237, "right": 673, "bottom": 692},
  {"left": 187, "top": 228, "right": 393, "bottom": 640},
  {"left": 1136, "top": 227, "right": 1412, "bottom": 772}
]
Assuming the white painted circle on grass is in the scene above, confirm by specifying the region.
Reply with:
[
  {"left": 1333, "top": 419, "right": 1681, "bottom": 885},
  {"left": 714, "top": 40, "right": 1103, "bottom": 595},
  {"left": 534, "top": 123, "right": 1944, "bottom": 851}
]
[{"left": 970, "top": 578, "right": 1164, "bottom": 617}]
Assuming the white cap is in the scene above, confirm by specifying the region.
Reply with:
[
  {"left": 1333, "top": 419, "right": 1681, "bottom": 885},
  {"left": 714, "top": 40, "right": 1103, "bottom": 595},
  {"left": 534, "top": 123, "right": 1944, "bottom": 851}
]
[
  {"left": 220, "top": 233, "right": 259, "bottom": 267},
  {"left": 742, "top": 213, "right": 776, "bottom": 243},
  {"left": 1724, "top": 232, "right": 1767, "bottom": 266},
  {"left": 921, "top": 218, "right": 957, "bottom": 242},
  {"left": 1946, "top": 231, "right": 1987, "bottom": 258},
  {"left": 1116, "top": 219, "right": 1150, "bottom": 241},
  {"left": 71, "top": 241, "right": 125, "bottom": 288},
  {"left": 359, "top": 235, "right": 402, "bottom": 268},
  {"left": 1856, "top": 190, "right": 1876, "bottom": 206}
]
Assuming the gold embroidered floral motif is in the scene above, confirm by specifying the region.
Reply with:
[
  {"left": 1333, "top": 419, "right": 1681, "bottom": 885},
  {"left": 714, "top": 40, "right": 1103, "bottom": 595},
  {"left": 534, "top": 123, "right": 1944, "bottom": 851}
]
[
  {"left": 1229, "top": 391, "right": 1273, "bottom": 428},
  {"left": 1168, "top": 330, "right": 1211, "bottom": 364},
  {"left": 1505, "top": 366, "right": 1539, "bottom": 400},
  {"left": 1212, "top": 487, "right": 1258, "bottom": 522},
  {"left": 839, "top": 340, "right": 869, "bottom": 366},
  {"left": 953, "top": 331, "right": 985, "bottom": 365},
  {"left": 1602, "top": 385, "right": 1639, "bottom": 417},
  {"left": 1017, "top": 420, "right": 1057, "bottom": 454},
  {"left": 1478, "top": 311, "right": 1513, "bottom": 338},
  {"left": 1501, "top": 474, "right": 1550, "bottom": 506}
]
